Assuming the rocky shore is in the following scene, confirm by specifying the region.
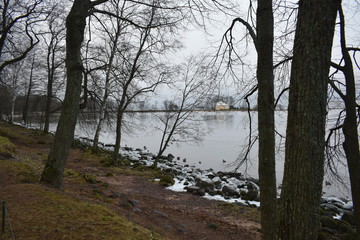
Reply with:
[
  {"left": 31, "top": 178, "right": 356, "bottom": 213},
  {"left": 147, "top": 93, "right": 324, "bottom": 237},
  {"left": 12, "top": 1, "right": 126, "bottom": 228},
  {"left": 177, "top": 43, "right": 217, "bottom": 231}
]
[{"left": 74, "top": 136, "right": 357, "bottom": 238}]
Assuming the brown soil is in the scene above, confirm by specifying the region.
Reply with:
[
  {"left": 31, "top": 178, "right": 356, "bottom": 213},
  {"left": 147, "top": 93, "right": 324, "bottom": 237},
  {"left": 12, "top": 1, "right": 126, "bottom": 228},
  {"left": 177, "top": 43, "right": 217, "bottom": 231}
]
[{"left": 0, "top": 122, "right": 261, "bottom": 240}]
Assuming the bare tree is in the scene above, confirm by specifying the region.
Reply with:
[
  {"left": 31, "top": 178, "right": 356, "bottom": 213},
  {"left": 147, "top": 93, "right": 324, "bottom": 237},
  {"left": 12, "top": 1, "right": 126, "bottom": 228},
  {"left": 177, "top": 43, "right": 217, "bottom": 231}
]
[
  {"left": 109, "top": 1, "right": 182, "bottom": 165},
  {"left": 153, "top": 56, "right": 213, "bottom": 167},
  {"left": 42, "top": 3, "right": 66, "bottom": 133},
  {"left": 22, "top": 52, "right": 38, "bottom": 124},
  {"left": 216, "top": 1, "right": 277, "bottom": 238},
  {"left": 277, "top": 0, "right": 340, "bottom": 239},
  {"left": 91, "top": 0, "right": 128, "bottom": 153},
  {"left": 327, "top": 5, "right": 360, "bottom": 236},
  {"left": 1, "top": 61, "right": 24, "bottom": 122},
  {"left": 40, "top": 0, "right": 109, "bottom": 189},
  {"left": 0, "top": 0, "right": 45, "bottom": 74}
]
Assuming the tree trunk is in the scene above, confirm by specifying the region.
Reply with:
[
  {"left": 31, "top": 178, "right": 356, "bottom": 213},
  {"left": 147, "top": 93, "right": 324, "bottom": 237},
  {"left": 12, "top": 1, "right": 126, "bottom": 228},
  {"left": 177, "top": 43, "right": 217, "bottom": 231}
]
[
  {"left": 22, "top": 56, "right": 35, "bottom": 125},
  {"left": 277, "top": 0, "right": 340, "bottom": 239},
  {"left": 40, "top": 0, "right": 91, "bottom": 189},
  {"left": 256, "top": 0, "right": 276, "bottom": 239},
  {"left": 92, "top": 17, "right": 123, "bottom": 153},
  {"left": 44, "top": 44, "right": 55, "bottom": 133},
  {"left": 112, "top": 101, "right": 125, "bottom": 165},
  {"left": 9, "top": 93, "right": 16, "bottom": 123},
  {"left": 337, "top": 6, "right": 360, "bottom": 238}
]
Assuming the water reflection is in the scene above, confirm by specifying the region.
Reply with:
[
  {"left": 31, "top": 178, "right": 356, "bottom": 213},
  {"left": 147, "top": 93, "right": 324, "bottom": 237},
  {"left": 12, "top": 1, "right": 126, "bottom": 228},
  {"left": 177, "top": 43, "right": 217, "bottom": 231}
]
[{"left": 17, "top": 110, "right": 350, "bottom": 198}]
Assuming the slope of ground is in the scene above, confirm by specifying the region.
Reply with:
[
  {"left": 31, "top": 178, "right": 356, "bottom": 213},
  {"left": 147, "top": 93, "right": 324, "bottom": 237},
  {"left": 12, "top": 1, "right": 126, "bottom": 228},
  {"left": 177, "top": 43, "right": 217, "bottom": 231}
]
[{"left": 0, "top": 122, "right": 261, "bottom": 240}]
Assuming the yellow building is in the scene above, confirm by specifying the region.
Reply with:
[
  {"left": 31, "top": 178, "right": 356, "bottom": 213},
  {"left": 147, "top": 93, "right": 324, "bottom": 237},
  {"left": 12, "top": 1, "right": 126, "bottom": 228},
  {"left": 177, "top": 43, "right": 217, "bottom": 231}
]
[{"left": 215, "top": 101, "right": 230, "bottom": 110}]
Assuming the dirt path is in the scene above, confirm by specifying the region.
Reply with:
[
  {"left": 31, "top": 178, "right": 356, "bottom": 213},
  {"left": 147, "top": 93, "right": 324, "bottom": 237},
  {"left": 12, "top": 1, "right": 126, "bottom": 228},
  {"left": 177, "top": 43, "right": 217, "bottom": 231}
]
[{"left": 63, "top": 153, "right": 261, "bottom": 240}]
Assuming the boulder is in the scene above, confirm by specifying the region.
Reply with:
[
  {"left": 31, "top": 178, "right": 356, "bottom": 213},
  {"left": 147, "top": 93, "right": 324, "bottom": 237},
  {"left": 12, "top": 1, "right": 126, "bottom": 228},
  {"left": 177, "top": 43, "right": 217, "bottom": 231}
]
[
  {"left": 241, "top": 190, "right": 258, "bottom": 201},
  {"left": 342, "top": 210, "right": 355, "bottom": 226},
  {"left": 211, "top": 177, "right": 222, "bottom": 189},
  {"left": 185, "top": 186, "right": 201, "bottom": 194},
  {"left": 222, "top": 185, "right": 240, "bottom": 198},
  {"left": 342, "top": 202, "right": 354, "bottom": 211},
  {"left": 320, "top": 216, "right": 338, "bottom": 229},
  {"left": 195, "top": 178, "right": 215, "bottom": 191},
  {"left": 321, "top": 203, "right": 343, "bottom": 216}
]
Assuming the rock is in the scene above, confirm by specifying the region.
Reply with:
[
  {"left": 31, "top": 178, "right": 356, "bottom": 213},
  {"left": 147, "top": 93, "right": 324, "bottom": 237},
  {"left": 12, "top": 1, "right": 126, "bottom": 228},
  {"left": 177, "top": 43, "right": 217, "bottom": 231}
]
[
  {"left": 108, "top": 191, "right": 122, "bottom": 199},
  {"left": 320, "top": 216, "right": 338, "bottom": 229},
  {"left": 337, "top": 221, "right": 355, "bottom": 234},
  {"left": 321, "top": 203, "right": 343, "bottom": 215},
  {"left": 342, "top": 210, "right": 355, "bottom": 226},
  {"left": 211, "top": 177, "right": 222, "bottom": 189},
  {"left": 321, "top": 227, "right": 337, "bottom": 235},
  {"left": 177, "top": 224, "right": 186, "bottom": 234},
  {"left": 185, "top": 186, "right": 200, "bottom": 193},
  {"left": 241, "top": 190, "right": 258, "bottom": 201},
  {"left": 246, "top": 181, "right": 259, "bottom": 191},
  {"left": 195, "top": 179, "right": 215, "bottom": 191},
  {"left": 207, "top": 190, "right": 217, "bottom": 196},
  {"left": 195, "top": 189, "right": 206, "bottom": 196},
  {"left": 167, "top": 153, "right": 174, "bottom": 161},
  {"left": 132, "top": 208, "right": 142, "bottom": 212},
  {"left": 164, "top": 225, "right": 172, "bottom": 229},
  {"left": 207, "top": 223, "right": 219, "bottom": 229},
  {"left": 234, "top": 202, "right": 247, "bottom": 207},
  {"left": 153, "top": 210, "right": 168, "bottom": 218},
  {"left": 342, "top": 202, "right": 353, "bottom": 211},
  {"left": 225, "top": 172, "right": 242, "bottom": 179},
  {"left": 222, "top": 185, "right": 240, "bottom": 198},
  {"left": 206, "top": 172, "right": 216, "bottom": 179},
  {"left": 129, "top": 199, "right": 140, "bottom": 206}
]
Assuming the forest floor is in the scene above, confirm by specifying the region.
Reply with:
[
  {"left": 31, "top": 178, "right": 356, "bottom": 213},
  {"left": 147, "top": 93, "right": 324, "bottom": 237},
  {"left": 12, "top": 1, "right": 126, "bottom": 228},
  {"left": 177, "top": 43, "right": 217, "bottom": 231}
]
[{"left": 0, "top": 121, "right": 261, "bottom": 240}]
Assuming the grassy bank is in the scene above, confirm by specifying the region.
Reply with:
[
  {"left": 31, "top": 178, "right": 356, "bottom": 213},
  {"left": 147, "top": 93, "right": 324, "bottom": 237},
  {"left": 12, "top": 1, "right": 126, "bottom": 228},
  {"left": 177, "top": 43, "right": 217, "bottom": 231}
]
[{"left": 0, "top": 122, "right": 162, "bottom": 240}]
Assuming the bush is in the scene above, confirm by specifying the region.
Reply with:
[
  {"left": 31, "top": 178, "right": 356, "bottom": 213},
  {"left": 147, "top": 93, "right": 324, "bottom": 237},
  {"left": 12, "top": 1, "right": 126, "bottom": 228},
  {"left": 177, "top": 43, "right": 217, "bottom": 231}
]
[{"left": 159, "top": 175, "right": 174, "bottom": 186}]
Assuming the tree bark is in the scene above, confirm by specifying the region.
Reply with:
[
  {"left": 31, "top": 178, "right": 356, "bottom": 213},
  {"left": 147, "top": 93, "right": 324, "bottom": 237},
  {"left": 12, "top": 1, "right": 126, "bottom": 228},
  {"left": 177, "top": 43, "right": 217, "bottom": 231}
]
[
  {"left": 337, "top": 5, "right": 360, "bottom": 238},
  {"left": 44, "top": 43, "right": 55, "bottom": 133},
  {"left": 277, "top": 0, "right": 340, "bottom": 239},
  {"left": 113, "top": 99, "right": 126, "bottom": 165},
  {"left": 92, "top": 12, "right": 123, "bottom": 153},
  {"left": 256, "top": 0, "right": 276, "bottom": 239},
  {"left": 40, "top": 0, "right": 91, "bottom": 189},
  {"left": 22, "top": 55, "right": 35, "bottom": 124}
]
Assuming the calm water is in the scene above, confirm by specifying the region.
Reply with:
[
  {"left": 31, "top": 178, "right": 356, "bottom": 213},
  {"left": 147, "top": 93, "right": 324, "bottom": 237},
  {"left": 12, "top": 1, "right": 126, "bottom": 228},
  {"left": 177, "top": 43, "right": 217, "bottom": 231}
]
[{"left": 43, "top": 110, "right": 350, "bottom": 198}]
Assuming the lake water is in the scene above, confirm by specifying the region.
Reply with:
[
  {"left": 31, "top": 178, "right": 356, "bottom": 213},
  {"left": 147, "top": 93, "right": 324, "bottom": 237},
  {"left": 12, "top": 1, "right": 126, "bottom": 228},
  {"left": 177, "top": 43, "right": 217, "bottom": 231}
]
[{"left": 42, "top": 110, "right": 351, "bottom": 198}]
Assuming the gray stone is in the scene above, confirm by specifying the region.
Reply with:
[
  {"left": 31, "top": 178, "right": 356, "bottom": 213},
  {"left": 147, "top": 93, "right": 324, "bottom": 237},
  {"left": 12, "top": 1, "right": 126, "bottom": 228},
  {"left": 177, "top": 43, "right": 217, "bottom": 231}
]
[
  {"left": 185, "top": 186, "right": 200, "bottom": 193},
  {"left": 342, "top": 210, "right": 355, "bottom": 226},
  {"left": 153, "top": 210, "right": 168, "bottom": 218},
  {"left": 132, "top": 208, "right": 142, "bottom": 212},
  {"left": 222, "top": 185, "right": 240, "bottom": 198},
  {"left": 321, "top": 203, "right": 343, "bottom": 215},
  {"left": 129, "top": 199, "right": 140, "bottom": 206},
  {"left": 195, "top": 179, "right": 215, "bottom": 191},
  {"left": 320, "top": 216, "right": 338, "bottom": 229},
  {"left": 342, "top": 203, "right": 353, "bottom": 211},
  {"left": 241, "top": 190, "right": 258, "bottom": 201}
]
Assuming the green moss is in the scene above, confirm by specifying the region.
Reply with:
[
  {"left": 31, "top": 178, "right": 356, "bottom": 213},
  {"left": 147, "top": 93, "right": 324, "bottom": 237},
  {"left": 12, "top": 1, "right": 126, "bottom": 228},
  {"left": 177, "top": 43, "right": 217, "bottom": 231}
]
[
  {"left": 64, "top": 168, "right": 81, "bottom": 177},
  {"left": 84, "top": 174, "right": 98, "bottom": 184},
  {"left": 207, "top": 223, "right": 219, "bottom": 230},
  {"left": 1, "top": 184, "right": 163, "bottom": 240},
  {"left": 0, "top": 123, "right": 41, "bottom": 144},
  {"left": 159, "top": 175, "right": 175, "bottom": 186},
  {"left": 0, "top": 160, "right": 39, "bottom": 183},
  {"left": 0, "top": 135, "right": 16, "bottom": 155}
]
